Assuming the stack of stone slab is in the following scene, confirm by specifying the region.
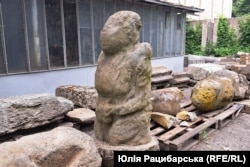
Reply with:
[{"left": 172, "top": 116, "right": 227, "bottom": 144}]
[
  {"left": 171, "top": 72, "right": 192, "bottom": 88},
  {"left": 151, "top": 66, "right": 193, "bottom": 89},
  {"left": 151, "top": 66, "right": 173, "bottom": 89}
]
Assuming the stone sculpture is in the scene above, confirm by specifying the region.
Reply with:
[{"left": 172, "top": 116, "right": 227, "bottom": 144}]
[{"left": 94, "top": 11, "right": 153, "bottom": 146}]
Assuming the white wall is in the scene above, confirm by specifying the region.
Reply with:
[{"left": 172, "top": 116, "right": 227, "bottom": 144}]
[
  {"left": 0, "top": 56, "right": 184, "bottom": 98},
  {"left": 163, "top": 0, "right": 232, "bottom": 20}
]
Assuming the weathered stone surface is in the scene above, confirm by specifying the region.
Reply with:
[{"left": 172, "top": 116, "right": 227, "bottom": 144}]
[
  {"left": 176, "top": 111, "right": 197, "bottom": 121},
  {"left": 0, "top": 93, "right": 73, "bottom": 136},
  {"left": 176, "top": 111, "right": 189, "bottom": 121},
  {"left": 230, "top": 64, "right": 246, "bottom": 74},
  {"left": 152, "top": 66, "right": 172, "bottom": 77},
  {"left": 213, "top": 70, "right": 249, "bottom": 100},
  {"left": 66, "top": 108, "right": 96, "bottom": 123},
  {"left": 56, "top": 85, "right": 97, "bottom": 109},
  {"left": 191, "top": 75, "right": 234, "bottom": 112},
  {"left": 231, "top": 64, "right": 250, "bottom": 80},
  {"left": 151, "top": 87, "right": 183, "bottom": 116},
  {"left": 187, "top": 63, "right": 224, "bottom": 80},
  {"left": 95, "top": 137, "right": 159, "bottom": 167},
  {"left": 150, "top": 112, "right": 178, "bottom": 129},
  {"left": 94, "top": 11, "right": 152, "bottom": 146},
  {"left": 151, "top": 75, "right": 173, "bottom": 84},
  {"left": 188, "top": 63, "right": 249, "bottom": 100},
  {"left": 241, "top": 64, "right": 250, "bottom": 80},
  {"left": 0, "top": 127, "right": 102, "bottom": 167}
]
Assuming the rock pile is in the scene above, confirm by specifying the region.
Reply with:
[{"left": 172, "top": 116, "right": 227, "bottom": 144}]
[{"left": 151, "top": 66, "right": 193, "bottom": 89}]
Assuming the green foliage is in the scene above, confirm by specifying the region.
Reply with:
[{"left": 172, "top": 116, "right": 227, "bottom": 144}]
[
  {"left": 215, "top": 16, "right": 239, "bottom": 57},
  {"left": 185, "top": 21, "right": 202, "bottom": 55},
  {"left": 233, "top": 0, "right": 250, "bottom": 17},
  {"left": 203, "top": 42, "right": 216, "bottom": 56},
  {"left": 239, "top": 14, "right": 250, "bottom": 47}
]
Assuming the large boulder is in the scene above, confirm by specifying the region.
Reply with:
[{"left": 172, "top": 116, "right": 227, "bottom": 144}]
[
  {"left": 187, "top": 63, "right": 224, "bottom": 81},
  {"left": 213, "top": 70, "right": 249, "bottom": 100},
  {"left": 56, "top": 85, "right": 97, "bottom": 110},
  {"left": 0, "top": 127, "right": 102, "bottom": 167},
  {"left": 191, "top": 75, "right": 234, "bottom": 112},
  {"left": 151, "top": 87, "right": 183, "bottom": 116},
  {"left": 0, "top": 93, "right": 73, "bottom": 136},
  {"left": 188, "top": 63, "right": 249, "bottom": 100}
]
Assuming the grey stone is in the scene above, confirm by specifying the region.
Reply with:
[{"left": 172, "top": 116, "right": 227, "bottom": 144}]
[
  {"left": 187, "top": 63, "right": 224, "bottom": 81},
  {"left": 188, "top": 63, "right": 249, "bottom": 100},
  {"left": 66, "top": 108, "right": 96, "bottom": 124},
  {"left": 213, "top": 70, "right": 249, "bottom": 100},
  {"left": 151, "top": 87, "right": 183, "bottom": 116},
  {"left": 0, "top": 93, "right": 73, "bottom": 136},
  {"left": 94, "top": 11, "right": 152, "bottom": 146},
  {"left": 56, "top": 85, "right": 97, "bottom": 110},
  {"left": 152, "top": 66, "right": 172, "bottom": 77},
  {"left": 0, "top": 127, "right": 102, "bottom": 167}
]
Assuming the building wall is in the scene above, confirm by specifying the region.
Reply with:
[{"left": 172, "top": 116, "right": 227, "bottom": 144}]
[
  {"left": 0, "top": 56, "right": 184, "bottom": 98},
  {"left": 164, "top": 0, "right": 233, "bottom": 20},
  {"left": 0, "top": 0, "right": 187, "bottom": 97}
]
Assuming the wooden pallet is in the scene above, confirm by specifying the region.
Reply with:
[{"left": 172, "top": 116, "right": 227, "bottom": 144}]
[
  {"left": 151, "top": 101, "right": 244, "bottom": 150},
  {"left": 151, "top": 117, "right": 217, "bottom": 151},
  {"left": 213, "top": 103, "right": 244, "bottom": 129}
]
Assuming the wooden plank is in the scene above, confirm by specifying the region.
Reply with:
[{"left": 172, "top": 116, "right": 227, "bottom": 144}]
[
  {"left": 157, "top": 117, "right": 203, "bottom": 142},
  {"left": 169, "top": 118, "right": 217, "bottom": 150},
  {"left": 214, "top": 104, "right": 244, "bottom": 129},
  {"left": 184, "top": 105, "right": 197, "bottom": 112},
  {"left": 157, "top": 126, "right": 186, "bottom": 141},
  {"left": 202, "top": 103, "right": 234, "bottom": 118},
  {"left": 151, "top": 127, "right": 166, "bottom": 136},
  {"left": 180, "top": 100, "right": 192, "bottom": 108},
  {"left": 214, "top": 104, "right": 243, "bottom": 120}
]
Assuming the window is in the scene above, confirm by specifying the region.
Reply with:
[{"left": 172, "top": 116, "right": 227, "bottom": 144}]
[
  {"left": 45, "top": 0, "right": 64, "bottom": 68},
  {"left": 1, "top": 0, "right": 27, "bottom": 73},
  {"left": 25, "top": 0, "right": 48, "bottom": 71},
  {"left": 63, "top": 0, "right": 79, "bottom": 67},
  {"left": 165, "top": 11, "right": 171, "bottom": 56},
  {"left": 0, "top": 0, "right": 184, "bottom": 76},
  {"left": 0, "top": 4, "right": 6, "bottom": 74}
]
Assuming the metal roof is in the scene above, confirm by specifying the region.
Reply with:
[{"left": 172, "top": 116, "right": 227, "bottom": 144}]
[{"left": 134, "top": 0, "right": 204, "bottom": 14}]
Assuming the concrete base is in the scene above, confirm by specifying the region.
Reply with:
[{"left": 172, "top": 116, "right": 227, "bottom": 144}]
[{"left": 95, "top": 137, "right": 159, "bottom": 167}]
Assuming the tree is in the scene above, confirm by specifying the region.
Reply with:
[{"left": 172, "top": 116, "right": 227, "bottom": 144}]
[
  {"left": 232, "top": 0, "right": 250, "bottom": 17},
  {"left": 185, "top": 21, "right": 202, "bottom": 55}
]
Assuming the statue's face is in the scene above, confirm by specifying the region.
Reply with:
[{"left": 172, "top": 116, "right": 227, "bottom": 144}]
[{"left": 100, "top": 11, "right": 141, "bottom": 55}]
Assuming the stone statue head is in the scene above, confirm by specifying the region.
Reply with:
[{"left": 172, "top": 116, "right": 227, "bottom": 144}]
[{"left": 100, "top": 11, "right": 142, "bottom": 55}]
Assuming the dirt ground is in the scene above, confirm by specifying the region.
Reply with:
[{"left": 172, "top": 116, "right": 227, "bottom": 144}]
[{"left": 190, "top": 112, "right": 250, "bottom": 150}]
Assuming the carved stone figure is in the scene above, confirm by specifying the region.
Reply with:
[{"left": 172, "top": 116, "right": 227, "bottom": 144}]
[{"left": 94, "top": 11, "right": 153, "bottom": 146}]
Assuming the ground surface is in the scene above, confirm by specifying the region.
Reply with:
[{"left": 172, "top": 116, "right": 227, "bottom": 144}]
[{"left": 190, "top": 112, "right": 250, "bottom": 150}]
